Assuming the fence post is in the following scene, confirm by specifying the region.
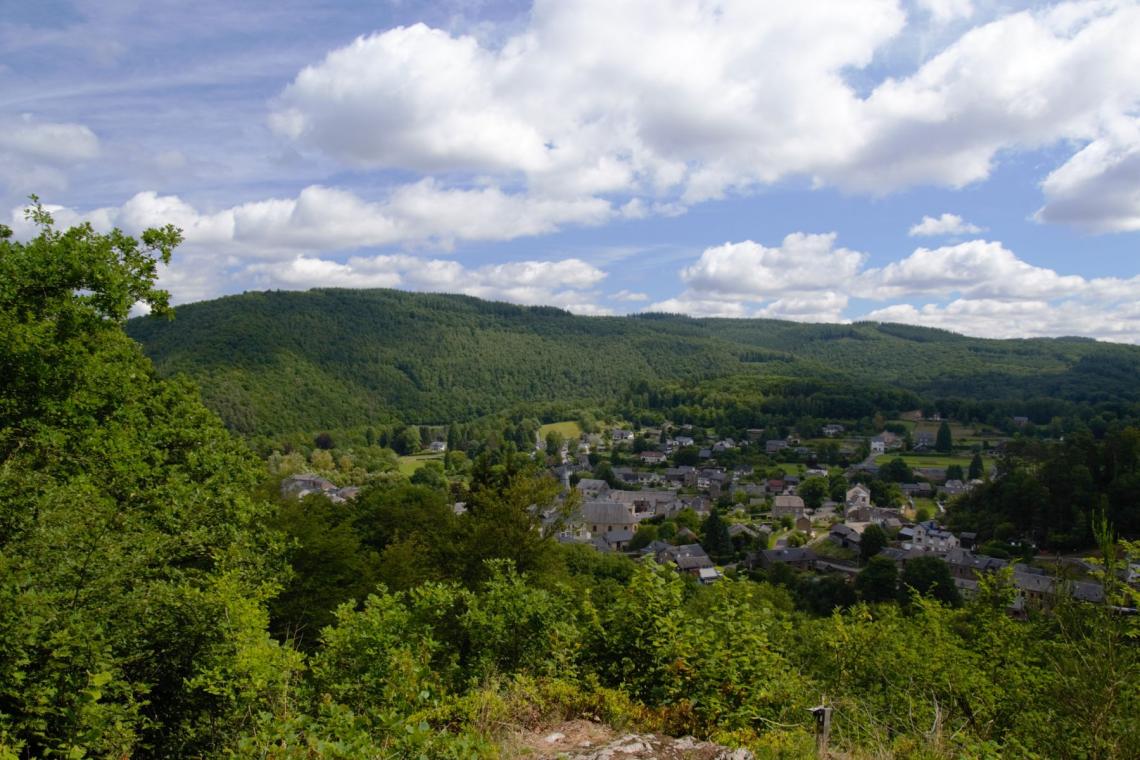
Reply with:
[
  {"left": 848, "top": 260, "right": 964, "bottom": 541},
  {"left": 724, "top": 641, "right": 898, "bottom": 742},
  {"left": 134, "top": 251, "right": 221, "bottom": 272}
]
[{"left": 809, "top": 698, "right": 832, "bottom": 758}]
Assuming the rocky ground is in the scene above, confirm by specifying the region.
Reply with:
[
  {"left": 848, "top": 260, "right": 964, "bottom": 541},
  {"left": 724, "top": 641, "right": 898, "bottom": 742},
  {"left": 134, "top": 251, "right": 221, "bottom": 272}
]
[{"left": 503, "top": 720, "right": 754, "bottom": 759}]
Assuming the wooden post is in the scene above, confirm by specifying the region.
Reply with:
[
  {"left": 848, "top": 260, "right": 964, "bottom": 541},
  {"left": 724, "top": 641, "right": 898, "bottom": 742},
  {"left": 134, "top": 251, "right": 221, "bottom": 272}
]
[{"left": 809, "top": 699, "right": 832, "bottom": 758}]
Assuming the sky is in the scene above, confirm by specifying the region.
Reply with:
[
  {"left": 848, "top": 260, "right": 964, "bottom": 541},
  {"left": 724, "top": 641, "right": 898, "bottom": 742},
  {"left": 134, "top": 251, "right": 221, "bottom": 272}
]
[{"left": 2, "top": 0, "right": 1140, "bottom": 342}]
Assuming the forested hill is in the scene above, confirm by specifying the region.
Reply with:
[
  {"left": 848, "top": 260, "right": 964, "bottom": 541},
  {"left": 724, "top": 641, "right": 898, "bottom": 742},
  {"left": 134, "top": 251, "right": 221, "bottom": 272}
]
[{"left": 126, "top": 287, "right": 1140, "bottom": 436}]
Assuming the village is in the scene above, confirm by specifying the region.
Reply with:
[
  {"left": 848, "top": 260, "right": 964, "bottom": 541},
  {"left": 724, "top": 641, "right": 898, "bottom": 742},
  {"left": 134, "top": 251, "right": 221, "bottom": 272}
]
[{"left": 535, "top": 419, "right": 1115, "bottom": 614}]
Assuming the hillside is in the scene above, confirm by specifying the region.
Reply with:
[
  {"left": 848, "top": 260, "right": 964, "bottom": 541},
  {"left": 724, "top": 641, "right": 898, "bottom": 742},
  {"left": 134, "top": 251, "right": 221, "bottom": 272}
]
[{"left": 126, "top": 288, "right": 1140, "bottom": 436}]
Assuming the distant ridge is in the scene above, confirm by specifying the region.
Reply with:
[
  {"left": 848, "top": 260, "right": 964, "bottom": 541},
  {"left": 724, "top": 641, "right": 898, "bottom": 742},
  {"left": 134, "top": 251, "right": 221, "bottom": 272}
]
[{"left": 126, "top": 288, "right": 1140, "bottom": 437}]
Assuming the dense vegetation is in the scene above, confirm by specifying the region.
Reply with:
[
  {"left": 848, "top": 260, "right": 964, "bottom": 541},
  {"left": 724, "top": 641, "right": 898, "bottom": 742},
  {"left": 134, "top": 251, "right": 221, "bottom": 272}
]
[
  {"left": 948, "top": 430, "right": 1140, "bottom": 550},
  {"left": 4, "top": 214, "right": 1138, "bottom": 758},
  {"left": 126, "top": 288, "right": 1140, "bottom": 438}
]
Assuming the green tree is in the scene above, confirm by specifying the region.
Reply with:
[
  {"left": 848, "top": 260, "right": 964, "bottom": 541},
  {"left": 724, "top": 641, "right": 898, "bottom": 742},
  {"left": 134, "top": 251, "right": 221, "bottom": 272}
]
[
  {"left": 855, "top": 556, "right": 899, "bottom": 603},
  {"left": 946, "top": 463, "right": 965, "bottom": 481},
  {"left": 545, "top": 430, "right": 564, "bottom": 456},
  {"left": 0, "top": 203, "right": 296, "bottom": 757},
  {"left": 899, "top": 555, "right": 960, "bottom": 606},
  {"left": 701, "top": 507, "right": 734, "bottom": 561},
  {"left": 393, "top": 425, "right": 423, "bottom": 455},
  {"left": 798, "top": 476, "right": 828, "bottom": 509},
  {"left": 860, "top": 523, "right": 889, "bottom": 563},
  {"left": 936, "top": 420, "right": 953, "bottom": 452},
  {"left": 968, "top": 452, "right": 984, "bottom": 480}
]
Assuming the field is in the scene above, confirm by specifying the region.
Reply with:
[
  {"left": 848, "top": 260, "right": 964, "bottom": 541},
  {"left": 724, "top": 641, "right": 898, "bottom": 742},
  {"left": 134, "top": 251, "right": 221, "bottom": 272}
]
[
  {"left": 539, "top": 420, "right": 583, "bottom": 440},
  {"left": 398, "top": 453, "right": 444, "bottom": 476},
  {"left": 873, "top": 453, "right": 995, "bottom": 471}
]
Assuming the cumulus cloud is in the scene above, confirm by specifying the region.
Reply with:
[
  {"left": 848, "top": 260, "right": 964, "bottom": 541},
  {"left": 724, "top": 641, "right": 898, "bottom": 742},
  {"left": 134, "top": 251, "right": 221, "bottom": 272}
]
[
  {"left": 864, "top": 297, "right": 1140, "bottom": 343},
  {"left": 268, "top": 1, "right": 1140, "bottom": 221},
  {"left": 0, "top": 115, "right": 100, "bottom": 164},
  {"left": 908, "top": 212, "right": 983, "bottom": 236},
  {"left": 612, "top": 289, "right": 649, "bottom": 302},
  {"left": 865, "top": 239, "right": 1085, "bottom": 299},
  {"left": 1035, "top": 115, "right": 1140, "bottom": 232},
  {"left": 246, "top": 254, "right": 611, "bottom": 314},
  {"left": 0, "top": 115, "right": 100, "bottom": 199},
  {"left": 10, "top": 182, "right": 613, "bottom": 253},
  {"left": 652, "top": 231, "right": 1139, "bottom": 341},
  {"left": 680, "top": 233, "right": 866, "bottom": 298}
]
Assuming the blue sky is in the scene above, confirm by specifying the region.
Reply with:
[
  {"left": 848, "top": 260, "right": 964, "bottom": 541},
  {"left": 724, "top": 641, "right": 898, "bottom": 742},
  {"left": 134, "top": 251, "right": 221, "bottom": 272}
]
[{"left": 2, "top": 0, "right": 1139, "bottom": 341}]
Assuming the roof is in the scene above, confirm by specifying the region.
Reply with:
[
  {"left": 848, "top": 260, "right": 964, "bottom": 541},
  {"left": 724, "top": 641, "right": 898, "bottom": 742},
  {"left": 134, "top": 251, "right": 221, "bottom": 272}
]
[
  {"left": 676, "top": 554, "right": 714, "bottom": 570},
  {"left": 698, "top": 567, "right": 721, "bottom": 581},
  {"left": 763, "top": 547, "right": 818, "bottom": 564},
  {"left": 580, "top": 501, "right": 636, "bottom": 525},
  {"left": 604, "top": 529, "right": 635, "bottom": 544},
  {"left": 773, "top": 495, "right": 805, "bottom": 509},
  {"left": 830, "top": 524, "right": 862, "bottom": 543}
]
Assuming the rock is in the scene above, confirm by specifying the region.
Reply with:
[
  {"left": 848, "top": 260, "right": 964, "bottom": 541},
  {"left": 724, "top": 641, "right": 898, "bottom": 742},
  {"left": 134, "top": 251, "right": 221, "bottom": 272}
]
[
  {"left": 560, "top": 732, "right": 754, "bottom": 760},
  {"left": 545, "top": 732, "right": 566, "bottom": 744}
]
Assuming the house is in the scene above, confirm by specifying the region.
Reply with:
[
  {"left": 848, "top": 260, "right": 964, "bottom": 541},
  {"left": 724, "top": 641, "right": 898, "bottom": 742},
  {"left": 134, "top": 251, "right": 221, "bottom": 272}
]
[
  {"left": 846, "top": 484, "right": 872, "bottom": 510},
  {"left": 757, "top": 547, "right": 818, "bottom": 571},
  {"left": 280, "top": 473, "right": 336, "bottom": 499},
  {"left": 664, "top": 466, "right": 697, "bottom": 486},
  {"left": 603, "top": 529, "right": 635, "bottom": 552},
  {"left": 795, "top": 515, "right": 813, "bottom": 535},
  {"left": 639, "top": 450, "right": 667, "bottom": 465},
  {"left": 698, "top": 448, "right": 713, "bottom": 460},
  {"left": 612, "top": 429, "right": 634, "bottom": 442},
  {"left": 942, "top": 479, "right": 968, "bottom": 496},
  {"left": 829, "top": 523, "right": 862, "bottom": 550},
  {"left": 576, "top": 478, "right": 611, "bottom": 499},
  {"left": 903, "top": 520, "right": 960, "bottom": 552},
  {"left": 767, "top": 478, "right": 786, "bottom": 493},
  {"left": 870, "top": 437, "right": 886, "bottom": 455},
  {"left": 697, "top": 567, "right": 722, "bottom": 584},
  {"left": 580, "top": 501, "right": 639, "bottom": 535},
  {"left": 1012, "top": 416, "right": 1030, "bottom": 427},
  {"left": 943, "top": 548, "right": 1008, "bottom": 580},
  {"left": 746, "top": 428, "right": 766, "bottom": 441},
  {"left": 609, "top": 489, "right": 679, "bottom": 517},
  {"left": 900, "top": 482, "right": 933, "bottom": 498},
  {"left": 821, "top": 424, "right": 845, "bottom": 437},
  {"left": 638, "top": 540, "right": 674, "bottom": 558},
  {"left": 766, "top": 439, "right": 789, "bottom": 455},
  {"left": 772, "top": 494, "right": 806, "bottom": 518},
  {"left": 428, "top": 440, "right": 447, "bottom": 453},
  {"left": 657, "top": 544, "right": 714, "bottom": 576},
  {"left": 674, "top": 435, "right": 695, "bottom": 447}
]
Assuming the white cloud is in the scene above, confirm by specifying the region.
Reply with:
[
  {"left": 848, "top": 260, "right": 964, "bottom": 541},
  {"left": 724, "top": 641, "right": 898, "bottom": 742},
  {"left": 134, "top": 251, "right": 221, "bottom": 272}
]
[
  {"left": 0, "top": 115, "right": 100, "bottom": 164},
  {"left": 652, "top": 231, "right": 1139, "bottom": 342},
  {"left": 1035, "top": 114, "right": 1140, "bottom": 232},
  {"left": 11, "top": 182, "right": 613, "bottom": 253},
  {"left": 680, "top": 233, "right": 866, "bottom": 298},
  {"left": 646, "top": 296, "right": 752, "bottom": 318},
  {"left": 866, "top": 239, "right": 1086, "bottom": 299},
  {"left": 244, "top": 254, "right": 610, "bottom": 315},
  {"left": 612, "top": 289, "right": 649, "bottom": 302},
  {"left": 864, "top": 297, "right": 1140, "bottom": 343},
  {"left": 908, "top": 212, "right": 983, "bottom": 236},
  {"left": 0, "top": 115, "right": 100, "bottom": 200},
  {"left": 916, "top": 0, "right": 974, "bottom": 24},
  {"left": 267, "top": 1, "right": 1140, "bottom": 223}
]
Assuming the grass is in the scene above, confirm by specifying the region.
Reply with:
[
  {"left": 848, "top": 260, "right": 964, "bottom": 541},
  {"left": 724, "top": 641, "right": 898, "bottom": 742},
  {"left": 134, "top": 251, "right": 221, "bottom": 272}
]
[
  {"left": 398, "top": 453, "right": 444, "bottom": 476},
  {"left": 873, "top": 453, "right": 994, "bottom": 471},
  {"left": 539, "top": 421, "right": 582, "bottom": 440}
]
